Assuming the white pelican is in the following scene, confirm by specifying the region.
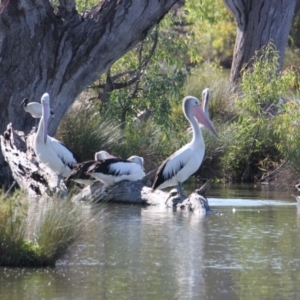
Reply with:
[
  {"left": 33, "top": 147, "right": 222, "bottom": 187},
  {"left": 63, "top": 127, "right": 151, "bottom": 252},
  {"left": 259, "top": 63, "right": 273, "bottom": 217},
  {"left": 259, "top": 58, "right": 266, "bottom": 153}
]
[
  {"left": 152, "top": 91, "right": 217, "bottom": 197},
  {"left": 21, "top": 97, "right": 54, "bottom": 118},
  {"left": 86, "top": 155, "right": 145, "bottom": 186},
  {"left": 34, "top": 93, "right": 80, "bottom": 188},
  {"left": 67, "top": 150, "right": 116, "bottom": 185}
]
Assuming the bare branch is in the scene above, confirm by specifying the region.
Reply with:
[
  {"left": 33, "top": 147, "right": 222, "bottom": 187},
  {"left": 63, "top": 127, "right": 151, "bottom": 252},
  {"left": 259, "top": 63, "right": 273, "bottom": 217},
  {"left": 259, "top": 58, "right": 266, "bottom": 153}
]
[{"left": 141, "top": 28, "right": 159, "bottom": 68}]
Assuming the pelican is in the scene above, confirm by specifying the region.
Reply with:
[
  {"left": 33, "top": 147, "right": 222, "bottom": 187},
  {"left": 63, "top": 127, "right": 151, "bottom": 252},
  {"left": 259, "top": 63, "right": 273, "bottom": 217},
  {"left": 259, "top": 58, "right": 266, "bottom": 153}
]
[
  {"left": 34, "top": 93, "right": 80, "bottom": 188},
  {"left": 86, "top": 155, "right": 145, "bottom": 186},
  {"left": 21, "top": 97, "right": 54, "bottom": 118},
  {"left": 67, "top": 150, "right": 116, "bottom": 185},
  {"left": 152, "top": 90, "right": 217, "bottom": 197}
]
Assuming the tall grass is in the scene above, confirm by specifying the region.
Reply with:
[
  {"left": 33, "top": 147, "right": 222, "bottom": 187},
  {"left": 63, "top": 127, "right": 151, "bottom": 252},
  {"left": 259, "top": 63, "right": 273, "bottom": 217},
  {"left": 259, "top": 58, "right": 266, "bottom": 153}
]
[
  {"left": 56, "top": 103, "right": 124, "bottom": 161},
  {"left": 0, "top": 192, "right": 87, "bottom": 267},
  {"left": 0, "top": 191, "right": 33, "bottom": 266}
]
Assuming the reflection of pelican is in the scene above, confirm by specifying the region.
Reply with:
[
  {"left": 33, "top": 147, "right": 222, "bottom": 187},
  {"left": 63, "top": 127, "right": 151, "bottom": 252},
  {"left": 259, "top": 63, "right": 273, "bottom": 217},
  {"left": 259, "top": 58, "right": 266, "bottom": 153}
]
[
  {"left": 34, "top": 93, "right": 80, "bottom": 187},
  {"left": 152, "top": 92, "right": 217, "bottom": 197},
  {"left": 21, "top": 97, "right": 54, "bottom": 118},
  {"left": 67, "top": 151, "right": 115, "bottom": 185},
  {"left": 86, "top": 155, "right": 145, "bottom": 186}
]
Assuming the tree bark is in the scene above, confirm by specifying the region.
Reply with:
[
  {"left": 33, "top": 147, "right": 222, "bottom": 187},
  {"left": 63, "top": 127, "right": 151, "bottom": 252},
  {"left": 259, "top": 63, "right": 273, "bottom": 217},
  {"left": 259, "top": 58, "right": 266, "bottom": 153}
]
[
  {"left": 0, "top": 0, "right": 178, "bottom": 184},
  {"left": 224, "top": 0, "right": 298, "bottom": 88}
]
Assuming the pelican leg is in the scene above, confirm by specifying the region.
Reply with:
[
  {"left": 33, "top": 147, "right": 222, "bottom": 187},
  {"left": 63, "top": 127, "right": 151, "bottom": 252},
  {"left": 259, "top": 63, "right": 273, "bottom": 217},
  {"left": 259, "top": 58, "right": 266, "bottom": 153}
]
[
  {"left": 177, "top": 182, "right": 185, "bottom": 197},
  {"left": 56, "top": 174, "right": 62, "bottom": 188},
  {"left": 55, "top": 174, "right": 68, "bottom": 197}
]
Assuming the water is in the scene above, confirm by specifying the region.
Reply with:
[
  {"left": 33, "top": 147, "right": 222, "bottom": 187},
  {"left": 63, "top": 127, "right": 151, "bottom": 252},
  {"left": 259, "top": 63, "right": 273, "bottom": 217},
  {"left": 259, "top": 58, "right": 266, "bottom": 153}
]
[{"left": 1, "top": 184, "right": 300, "bottom": 300}]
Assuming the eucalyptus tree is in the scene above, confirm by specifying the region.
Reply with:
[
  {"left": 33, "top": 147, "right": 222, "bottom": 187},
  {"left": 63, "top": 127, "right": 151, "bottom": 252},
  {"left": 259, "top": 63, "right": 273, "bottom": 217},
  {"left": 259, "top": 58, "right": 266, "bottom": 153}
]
[
  {"left": 224, "top": 0, "right": 300, "bottom": 87},
  {"left": 0, "top": 0, "right": 179, "bottom": 183}
]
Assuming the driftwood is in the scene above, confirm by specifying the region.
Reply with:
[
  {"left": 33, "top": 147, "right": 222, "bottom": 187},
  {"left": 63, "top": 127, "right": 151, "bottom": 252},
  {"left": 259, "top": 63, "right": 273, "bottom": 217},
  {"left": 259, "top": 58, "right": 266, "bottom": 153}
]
[{"left": 1, "top": 124, "right": 211, "bottom": 214}]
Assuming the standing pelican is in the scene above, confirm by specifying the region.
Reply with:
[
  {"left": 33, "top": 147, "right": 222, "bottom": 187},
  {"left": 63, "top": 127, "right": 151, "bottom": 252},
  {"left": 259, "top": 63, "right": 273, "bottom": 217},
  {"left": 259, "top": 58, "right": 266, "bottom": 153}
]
[
  {"left": 21, "top": 97, "right": 54, "bottom": 118},
  {"left": 152, "top": 90, "right": 217, "bottom": 197},
  {"left": 86, "top": 155, "right": 145, "bottom": 186},
  {"left": 34, "top": 93, "right": 80, "bottom": 188},
  {"left": 67, "top": 150, "right": 116, "bottom": 185}
]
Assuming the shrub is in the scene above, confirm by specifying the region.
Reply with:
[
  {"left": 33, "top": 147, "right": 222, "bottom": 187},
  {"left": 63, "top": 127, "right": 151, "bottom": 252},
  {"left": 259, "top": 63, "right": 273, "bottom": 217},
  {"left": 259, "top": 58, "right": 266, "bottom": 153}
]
[{"left": 221, "top": 44, "right": 296, "bottom": 182}]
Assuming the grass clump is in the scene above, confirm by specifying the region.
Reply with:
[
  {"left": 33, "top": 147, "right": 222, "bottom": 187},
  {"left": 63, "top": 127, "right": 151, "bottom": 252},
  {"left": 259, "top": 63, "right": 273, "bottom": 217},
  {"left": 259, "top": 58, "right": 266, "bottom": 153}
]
[
  {"left": 56, "top": 103, "right": 123, "bottom": 161},
  {"left": 0, "top": 192, "right": 86, "bottom": 267},
  {"left": 0, "top": 191, "right": 36, "bottom": 267},
  {"left": 33, "top": 199, "right": 85, "bottom": 266}
]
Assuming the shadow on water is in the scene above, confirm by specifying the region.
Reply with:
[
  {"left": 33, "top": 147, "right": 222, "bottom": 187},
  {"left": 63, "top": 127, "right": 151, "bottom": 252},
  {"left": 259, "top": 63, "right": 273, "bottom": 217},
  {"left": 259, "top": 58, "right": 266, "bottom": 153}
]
[{"left": 1, "top": 183, "right": 300, "bottom": 300}]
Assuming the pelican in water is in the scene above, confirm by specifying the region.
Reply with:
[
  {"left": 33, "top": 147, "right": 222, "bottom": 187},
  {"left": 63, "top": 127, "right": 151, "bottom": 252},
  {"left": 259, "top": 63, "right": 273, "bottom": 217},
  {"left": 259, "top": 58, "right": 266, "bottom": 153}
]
[
  {"left": 86, "top": 155, "right": 145, "bottom": 186},
  {"left": 67, "top": 150, "right": 116, "bottom": 185},
  {"left": 152, "top": 89, "right": 217, "bottom": 197},
  {"left": 21, "top": 97, "right": 54, "bottom": 118},
  {"left": 34, "top": 93, "right": 80, "bottom": 188}
]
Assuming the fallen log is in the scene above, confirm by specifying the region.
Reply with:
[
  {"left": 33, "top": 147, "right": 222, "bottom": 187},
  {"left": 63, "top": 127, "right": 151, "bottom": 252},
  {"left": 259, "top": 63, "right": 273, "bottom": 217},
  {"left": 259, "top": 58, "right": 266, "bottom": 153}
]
[
  {"left": 1, "top": 124, "right": 211, "bottom": 214},
  {"left": 70, "top": 179, "right": 211, "bottom": 214}
]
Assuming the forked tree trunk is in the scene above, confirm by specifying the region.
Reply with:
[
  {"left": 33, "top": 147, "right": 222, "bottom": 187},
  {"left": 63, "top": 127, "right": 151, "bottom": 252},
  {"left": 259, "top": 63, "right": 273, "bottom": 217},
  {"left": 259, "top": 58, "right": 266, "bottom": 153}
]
[
  {"left": 224, "top": 0, "right": 299, "bottom": 88},
  {"left": 0, "top": 0, "right": 178, "bottom": 185}
]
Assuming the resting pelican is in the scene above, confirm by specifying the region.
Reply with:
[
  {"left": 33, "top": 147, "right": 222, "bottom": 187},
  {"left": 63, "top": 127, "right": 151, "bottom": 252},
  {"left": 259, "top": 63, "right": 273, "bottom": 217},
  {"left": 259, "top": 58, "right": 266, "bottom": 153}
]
[
  {"left": 67, "top": 151, "right": 116, "bottom": 185},
  {"left": 152, "top": 90, "right": 217, "bottom": 197},
  {"left": 21, "top": 97, "right": 54, "bottom": 118},
  {"left": 86, "top": 155, "right": 145, "bottom": 186},
  {"left": 34, "top": 93, "right": 80, "bottom": 188}
]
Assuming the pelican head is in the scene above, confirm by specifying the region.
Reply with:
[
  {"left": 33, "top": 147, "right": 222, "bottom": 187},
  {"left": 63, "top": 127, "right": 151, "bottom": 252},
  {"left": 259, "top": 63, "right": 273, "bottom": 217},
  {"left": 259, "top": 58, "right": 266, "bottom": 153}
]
[
  {"left": 127, "top": 155, "right": 144, "bottom": 169},
  {"left": 94, "top": 150, "right": 116, "bottom": 161},
  {"left": 41, "top": 93, "right": 50, "bottom": 144},
  {"left": 183, "top": 95, "right": 218, "bottom": 137}
]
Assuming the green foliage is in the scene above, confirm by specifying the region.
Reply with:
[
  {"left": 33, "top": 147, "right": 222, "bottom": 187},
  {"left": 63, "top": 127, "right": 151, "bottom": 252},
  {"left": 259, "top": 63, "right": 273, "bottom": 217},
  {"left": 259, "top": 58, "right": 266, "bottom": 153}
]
[
  {"left": 76, "top": 0, "right": 98, "bottom": 12},
  {"left": 239, "top": 44, "right": 295, "bottom": 114},
  {"left": 221, "top": 44, "right": 296, "bottom": 181},
  {"left": 184, "top": 0, "right": 236, "bottom": 64},
  {"left": 274, "top": 96, "right": 300, "bottom": 169},
  {"left": 91, "top": 13, "right": 189, "bottom": 129}
]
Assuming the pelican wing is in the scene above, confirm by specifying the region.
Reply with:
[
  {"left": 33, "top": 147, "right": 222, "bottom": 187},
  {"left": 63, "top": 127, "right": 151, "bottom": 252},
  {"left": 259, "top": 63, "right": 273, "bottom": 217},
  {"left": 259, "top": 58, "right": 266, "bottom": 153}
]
[
  {"left": 67, "top": 160, "right": 95, "bottom": 181},
  {"left": 86, "top": 158, "right": 130, "bottom": 176},
  {"left": 47, "top": 136, "right": 80, "bottom": 168},
  {"left": 109, "top": 161, "right": 142, "bottom": 176},
  {"left": 152, "top": 147, "right": 193, "bottom": 190}
]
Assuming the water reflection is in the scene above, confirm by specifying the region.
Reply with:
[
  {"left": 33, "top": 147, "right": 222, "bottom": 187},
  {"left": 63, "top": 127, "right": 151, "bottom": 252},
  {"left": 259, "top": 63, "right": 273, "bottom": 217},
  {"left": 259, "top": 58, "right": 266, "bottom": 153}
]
[{"left": 1, "top": 184, "right": 300, "bottom": 299}]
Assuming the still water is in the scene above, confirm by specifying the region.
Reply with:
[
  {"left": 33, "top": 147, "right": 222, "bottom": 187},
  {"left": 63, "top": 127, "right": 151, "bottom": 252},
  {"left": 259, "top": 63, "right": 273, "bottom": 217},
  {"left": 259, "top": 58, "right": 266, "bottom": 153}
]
[{"left": 1, "top": 184, "right": 300, "bottom": 300}]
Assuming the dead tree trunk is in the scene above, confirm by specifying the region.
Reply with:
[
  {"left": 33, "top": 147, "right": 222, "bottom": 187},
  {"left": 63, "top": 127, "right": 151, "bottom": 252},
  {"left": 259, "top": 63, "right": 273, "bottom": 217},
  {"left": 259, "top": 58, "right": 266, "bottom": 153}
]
[
  {"left": 1, "top": 124, "right": 211, "bottom": 214},
  {"left": 224, "top": 0, "right": 299, "bottom": 88},
  {"left": 0, "top": 0, "right": 179, "bottom": 185}
]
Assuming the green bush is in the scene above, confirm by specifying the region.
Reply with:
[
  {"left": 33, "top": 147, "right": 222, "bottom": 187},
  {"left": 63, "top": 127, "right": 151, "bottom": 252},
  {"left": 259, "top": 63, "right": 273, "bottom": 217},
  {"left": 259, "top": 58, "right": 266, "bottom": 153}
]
[
  {"left": 221, "top": 44, "right": 296, "bottom": 182},
  {"left": 274, "top": 96, "right": 300, "bottom": 170}
]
